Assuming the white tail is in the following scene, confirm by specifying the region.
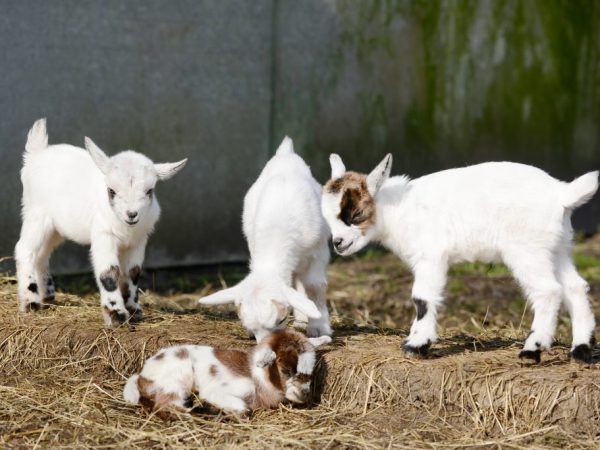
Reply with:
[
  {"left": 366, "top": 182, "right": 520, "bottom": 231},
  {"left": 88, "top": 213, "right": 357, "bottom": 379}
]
[
  {"left": 25, "top": 118, "right": 48, "bottom": 155},
  {"left": 123, "top": 374, "right": 140, "bottom": 404},
  {"left": 275, "top": 136, "right": 294, "bottom": 156},
  {"left": 562, "top": 171, "right": 599, "bottom": 209}
]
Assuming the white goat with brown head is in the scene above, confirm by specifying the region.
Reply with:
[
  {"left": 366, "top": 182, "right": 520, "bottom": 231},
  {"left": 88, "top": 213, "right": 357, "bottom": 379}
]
[{"left": 322, "top": 154, "right": 598, "bottom": 363}]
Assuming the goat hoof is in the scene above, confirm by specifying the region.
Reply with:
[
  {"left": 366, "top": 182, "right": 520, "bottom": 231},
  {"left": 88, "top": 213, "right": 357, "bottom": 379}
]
[
  {"left": 126, "top": 306, "right": 144, "bottom": 322},
  {"left": 403, "top": 342, "right": 430, "bottom": 358},
  {"left": 25, "top": 302, "right": 42, "bottom": 312},
  {"left": 518, "top": 349, "right": 541, "bottom": 363},
  {"left": 106, "top": 309, "right": 129, "bottom": 326},
  {"left": 570, "top": 344, "right": 593, "bottom": 364}
]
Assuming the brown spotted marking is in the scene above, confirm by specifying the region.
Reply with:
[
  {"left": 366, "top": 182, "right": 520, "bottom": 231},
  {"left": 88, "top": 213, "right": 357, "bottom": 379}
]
[
  {"left": 209, "top": 364, "right": 218, "bottom": 377},
  {"left": 213, "top": 349, "right": 251, "bottom": 378},
  {"left": 175, "top": 347, "right": 189, "bottom": 359},
  {"left": 137, "top": 375, "right": 188, "bottom": 419},
  {"left": 324, "top": 171, "right": 376, "bottom": 234},
  {"left": 154, "top": 352, "right": 165, "bottom": 360},
  {"left": 129, "top": 265, "right": 142, "bottom": 285},
  {"left": 119, "top": 279, "right": 130, "bottom": 303}
]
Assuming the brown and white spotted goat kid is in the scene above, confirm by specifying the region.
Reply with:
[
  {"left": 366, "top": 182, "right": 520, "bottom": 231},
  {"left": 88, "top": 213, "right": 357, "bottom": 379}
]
[{"left": 123, "top": 330, "right": 331, "bottom": 417}]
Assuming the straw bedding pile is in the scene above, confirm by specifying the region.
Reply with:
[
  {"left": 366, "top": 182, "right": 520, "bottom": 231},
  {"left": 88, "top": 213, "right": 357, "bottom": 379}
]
[{"left": 1, "top": 240, "right": 600, "bottom": 448}]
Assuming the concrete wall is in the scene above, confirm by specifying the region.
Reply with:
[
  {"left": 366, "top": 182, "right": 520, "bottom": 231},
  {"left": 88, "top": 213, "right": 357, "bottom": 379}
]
[
  {"left": 0, "top": 0, "right": 274, "bottom": 273},
  {"left": 1, "top": 0, "right": 599, "bottom": 274}
]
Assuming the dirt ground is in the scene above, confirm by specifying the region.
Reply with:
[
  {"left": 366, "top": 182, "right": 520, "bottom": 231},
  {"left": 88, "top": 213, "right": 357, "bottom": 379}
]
[{"left": 1, "top": 236, "right": 600, "bottom": 449}]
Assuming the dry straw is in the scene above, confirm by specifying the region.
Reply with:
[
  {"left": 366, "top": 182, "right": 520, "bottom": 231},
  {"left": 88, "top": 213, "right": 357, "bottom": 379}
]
[{"left": 1, "top": 247, "right": 600, "bottom": 448}]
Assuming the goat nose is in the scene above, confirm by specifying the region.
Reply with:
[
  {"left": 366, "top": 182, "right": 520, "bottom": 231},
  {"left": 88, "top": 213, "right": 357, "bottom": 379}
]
[
  {"left": 126, "top": 210, "right": 138, "bottom": 219},
  {"left": 333, "top": 237, "right": 343, "bottom": 248}
]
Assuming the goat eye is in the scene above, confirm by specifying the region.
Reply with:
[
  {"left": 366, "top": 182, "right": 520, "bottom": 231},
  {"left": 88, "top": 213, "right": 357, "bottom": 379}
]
[
  {"left": 351, "top": 211, "right": 364, "bottom": 224},
  {"left": 107, "top": 188, "right": 116, "bottom": 199},
  {"left": 146, "top": 188, "right": 154, "bottom": 197}
]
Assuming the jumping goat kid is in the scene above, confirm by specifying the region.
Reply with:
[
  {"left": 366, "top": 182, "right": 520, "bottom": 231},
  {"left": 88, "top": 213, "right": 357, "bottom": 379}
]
[
  {"left": 199, "top": 137, "right": 331, "bottom": 342},
  {"left": 321, "top": 154, "right": 598, "bottom": 363},
  {"left": 123, "top": 329, "right": 331, "bottom": 417},
  {"left": 15, "top": 119, "right": 187, "bottom": 325}
]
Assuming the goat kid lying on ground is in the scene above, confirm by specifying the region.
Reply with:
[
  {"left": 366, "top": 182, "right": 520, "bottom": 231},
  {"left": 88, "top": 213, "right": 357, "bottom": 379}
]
[
  {"left": 15, "top": 119, "right": 187, "bottom": 326},
  {"left": 123, "top": 329, "right": 331, "bottom": 417},
  {"left": 321, "top": 154, "right": 599, "bottom": 363},
  {"left": 199, "top": 137, "right": 331, "bottom": 342}
]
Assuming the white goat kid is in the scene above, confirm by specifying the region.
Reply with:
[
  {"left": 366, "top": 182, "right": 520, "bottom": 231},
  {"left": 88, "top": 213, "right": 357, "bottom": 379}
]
[
  {"left": 321, "top": 154, "right": 598, "bottom": 363},
  {"left": 199, "top": 137, "right": 331, "bottom": 342},
  {"left": 123, "top": 329, "right": 331, "bottom": 418},
  {"left": 16, "top": 119, "right": 187, "bottom": 326}
]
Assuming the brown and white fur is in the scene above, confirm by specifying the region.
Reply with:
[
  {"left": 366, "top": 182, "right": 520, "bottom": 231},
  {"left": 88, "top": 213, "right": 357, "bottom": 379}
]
[
  {"left": 321, "top": 153, "right": 598, "bottom": 363},
  {"left": 123, "top": 330, "right": 331, "bottom": 418}
]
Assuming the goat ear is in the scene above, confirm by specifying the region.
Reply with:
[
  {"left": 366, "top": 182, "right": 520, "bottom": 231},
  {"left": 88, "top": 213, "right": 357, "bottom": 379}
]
[
  {"left": 155, "top": 159, "right": 188, "bottom": 181},
  {"left": 85, "top": 137, "right": 110, "bottom": 174},
  {"left": 282, "top": 286, "right": 321, "bottom": 320},
  {"left": 329, "top": 154, "right": 346, "bottom": 179},
  {"left": 198, "top": 285, "right": 239, "bottom": 306},
  {"left": 366, "top": 153, "right": 392, "bottom": 196},
  {"left": 308, "top": 336, "right": 332, "bottom": 348}
]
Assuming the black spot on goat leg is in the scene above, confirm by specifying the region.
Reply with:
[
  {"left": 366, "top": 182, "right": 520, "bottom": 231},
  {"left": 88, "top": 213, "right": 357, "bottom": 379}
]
[
  {"left": 413, "top": 298, "right": 428, "bottom": 320},
  {"left": 27, "top": 282, "right": 38, "bottom": 294},
  {"left": 99, "top": 266, "right": 120, "bottom": 292},
  {"left": 129, "top": 265, "right": 141, "bottom": 286}
]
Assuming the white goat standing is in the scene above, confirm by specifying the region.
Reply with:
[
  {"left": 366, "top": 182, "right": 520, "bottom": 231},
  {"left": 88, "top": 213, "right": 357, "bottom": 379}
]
[
  {"left": 123, "top": 329, "right": 331, "bottom": 418},
  {"left": 321, "top": 154, "right": 598, "bottom": 363},
  {"left": 199, "top": 137, "right": 331, "bottom": 342},
  {"left": 15, "top": 119, "right": 187, "bottom": 326}
]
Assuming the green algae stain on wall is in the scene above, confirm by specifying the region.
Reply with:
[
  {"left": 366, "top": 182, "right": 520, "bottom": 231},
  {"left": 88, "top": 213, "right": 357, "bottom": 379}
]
[{"left": 275, "top": 0, "right": 600, "bottom": 182}]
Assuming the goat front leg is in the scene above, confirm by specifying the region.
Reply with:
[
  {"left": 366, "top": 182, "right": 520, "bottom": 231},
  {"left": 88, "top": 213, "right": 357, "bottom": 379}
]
[
  {"left": 403, "top": 260, "right": 447, "bottom": 357},
  {"left": 298, "top": 244, "right": 332, "bottom": 337},
  {"left": 92, "top": 234, "right": 129, "bottom": 326},
  {"left": 120, "top": 239, "right": 147, "bottom": 321}
]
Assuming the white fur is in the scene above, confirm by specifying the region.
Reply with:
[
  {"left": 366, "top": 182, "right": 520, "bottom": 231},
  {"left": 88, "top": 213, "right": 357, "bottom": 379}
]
[
  {"left": 15, "top": 119, "right": 187, "bottom": 325},
  {"left": 123, "top": 333, "right": 330, "bottom": 415},
  {"left": 322, "top": 155, "right": 599, "bottom": 358},
  {"left": 199, "top": 137, "right": 332, "bottom": 341}
]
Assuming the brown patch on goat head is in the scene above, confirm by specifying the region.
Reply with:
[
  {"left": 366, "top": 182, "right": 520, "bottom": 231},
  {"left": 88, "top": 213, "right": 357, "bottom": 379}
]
[
  {"left": 175, "top": 347, "right": 189, "bottom": 359},
  {"left": 324, "top": 172, "right": 375, "bottom": 234},
  {"left": 214, "top": 349, "right": 251, "bottom": 378},
  {"left": 262, "top": 329, "right": 311, "bottom": 389},
  {"left": 209, "top": 365, "right": 218, "bottom": 377}
]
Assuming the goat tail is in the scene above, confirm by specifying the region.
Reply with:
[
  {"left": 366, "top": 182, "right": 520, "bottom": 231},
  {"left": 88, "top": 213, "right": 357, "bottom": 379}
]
[
  {"left": 123, "top": 373, "right": 141, "bottom": 404},
  {"left": 24, "top": 118, "right": 48, "bottom": 155},
  {"left": 275, "top": 135, "right": 295, "bottom": 155},
  {"left": 562, "top": 171, "right": 599, "bottom": 210}
]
